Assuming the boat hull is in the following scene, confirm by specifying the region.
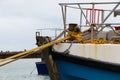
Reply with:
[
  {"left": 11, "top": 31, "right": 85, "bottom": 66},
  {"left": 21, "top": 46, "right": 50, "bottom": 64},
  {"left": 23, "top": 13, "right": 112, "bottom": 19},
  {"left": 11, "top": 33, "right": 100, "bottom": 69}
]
[
  {"left": 53, "top": 43, "right": 120, "bottom": 64},
  {"left": 52, "top": 51, "right": 120, "bottom": 80},
  {"left": 35, "top": 62, "right": 48, "bottom": 75}
]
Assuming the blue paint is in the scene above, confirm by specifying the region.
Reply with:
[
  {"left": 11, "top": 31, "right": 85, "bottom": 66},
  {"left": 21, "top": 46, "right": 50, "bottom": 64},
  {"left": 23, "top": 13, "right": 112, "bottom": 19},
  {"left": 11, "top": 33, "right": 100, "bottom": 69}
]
[
  {"left": 55, "top": 59, "right": 120, "bottom": 80},
  {"left": 35, "top": 62, "right": 48, "bottom": 75}
]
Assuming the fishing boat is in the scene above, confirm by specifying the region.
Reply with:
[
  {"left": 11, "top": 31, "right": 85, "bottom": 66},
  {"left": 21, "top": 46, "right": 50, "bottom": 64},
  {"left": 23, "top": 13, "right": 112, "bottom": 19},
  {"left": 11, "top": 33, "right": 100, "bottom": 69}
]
[
  {"left": 1, "top": 2, "right": 120, "bottom": 79},
  {"left": 49, "top": 2, "right": 120, "bottom": 80}
]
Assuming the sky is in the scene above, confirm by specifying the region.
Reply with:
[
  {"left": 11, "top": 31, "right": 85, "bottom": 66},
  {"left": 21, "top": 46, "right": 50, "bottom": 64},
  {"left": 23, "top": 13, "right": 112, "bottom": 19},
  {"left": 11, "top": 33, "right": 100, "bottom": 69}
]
[{"left": 0, "top": 0, "right": 119, "bottom": 51}]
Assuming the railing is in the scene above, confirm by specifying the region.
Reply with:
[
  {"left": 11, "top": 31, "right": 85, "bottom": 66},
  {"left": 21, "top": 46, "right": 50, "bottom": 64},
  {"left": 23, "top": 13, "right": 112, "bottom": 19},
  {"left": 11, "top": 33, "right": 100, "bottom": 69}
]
[{"left": 36, "top": 28, "right": 63, "bottom": 39}]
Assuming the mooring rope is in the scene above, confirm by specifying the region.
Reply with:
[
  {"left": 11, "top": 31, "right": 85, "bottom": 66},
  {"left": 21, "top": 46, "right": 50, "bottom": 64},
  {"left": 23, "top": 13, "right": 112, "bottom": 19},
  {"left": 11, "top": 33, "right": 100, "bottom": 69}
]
[
  {"left": 0, "top": 51, "right": 34, "bottom": 67},
  {"left": 0, "top": 36, "right": 70, "bottom": 67}
]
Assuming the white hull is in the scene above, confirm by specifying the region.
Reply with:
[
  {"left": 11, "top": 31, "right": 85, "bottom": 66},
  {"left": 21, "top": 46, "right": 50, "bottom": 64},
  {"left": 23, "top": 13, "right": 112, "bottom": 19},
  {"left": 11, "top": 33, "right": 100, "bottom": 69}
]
[{"left": 53, "top": 43, "right": 120, "bottom": 64}]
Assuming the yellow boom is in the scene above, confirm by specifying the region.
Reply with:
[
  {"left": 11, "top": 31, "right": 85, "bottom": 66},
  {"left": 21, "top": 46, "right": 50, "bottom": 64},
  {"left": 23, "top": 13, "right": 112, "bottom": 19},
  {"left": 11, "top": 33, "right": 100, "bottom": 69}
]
[
  {"left": 0, "top": 36, "right": 70, "bottom": 66},
  {"left": 0, "top": 25, "right": 83, "bottom": 67}
]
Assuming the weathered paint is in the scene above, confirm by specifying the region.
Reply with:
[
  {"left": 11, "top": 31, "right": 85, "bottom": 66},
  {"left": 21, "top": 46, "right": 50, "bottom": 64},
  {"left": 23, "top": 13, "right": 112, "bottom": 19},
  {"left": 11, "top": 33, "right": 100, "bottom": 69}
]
[{"left": 53, "top": 43, "right": 120, "bottom": 64}]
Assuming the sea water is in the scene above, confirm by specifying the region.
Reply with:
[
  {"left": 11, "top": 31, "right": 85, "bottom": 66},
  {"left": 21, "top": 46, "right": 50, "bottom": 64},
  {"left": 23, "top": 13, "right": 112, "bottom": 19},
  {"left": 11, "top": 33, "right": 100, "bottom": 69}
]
[{"left": 0, "top": 59, "right": 50, "bottom": 80}]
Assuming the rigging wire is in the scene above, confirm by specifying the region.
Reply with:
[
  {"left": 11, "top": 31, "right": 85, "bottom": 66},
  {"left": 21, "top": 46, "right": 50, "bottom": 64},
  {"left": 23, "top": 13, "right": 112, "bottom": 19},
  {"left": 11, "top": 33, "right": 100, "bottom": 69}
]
[{"left": 30, "top": 67, "right": 36, "bottom": 74}]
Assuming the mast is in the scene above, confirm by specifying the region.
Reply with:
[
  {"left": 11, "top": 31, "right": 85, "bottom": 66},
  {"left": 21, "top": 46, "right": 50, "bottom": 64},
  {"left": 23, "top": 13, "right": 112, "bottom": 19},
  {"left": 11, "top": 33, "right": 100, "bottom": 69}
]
[{"left": 61, "top": 5, "right": 67, "bottom": 37}]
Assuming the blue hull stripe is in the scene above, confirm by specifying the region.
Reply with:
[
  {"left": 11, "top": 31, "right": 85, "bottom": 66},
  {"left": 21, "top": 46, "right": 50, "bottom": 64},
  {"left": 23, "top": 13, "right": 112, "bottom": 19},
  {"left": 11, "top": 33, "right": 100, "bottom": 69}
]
[
  {"left": 56, "top": 59, "right": 120, "bottom": 80},
  {"left": 52, "top": 52, "right": 120, "bottom": 80}
]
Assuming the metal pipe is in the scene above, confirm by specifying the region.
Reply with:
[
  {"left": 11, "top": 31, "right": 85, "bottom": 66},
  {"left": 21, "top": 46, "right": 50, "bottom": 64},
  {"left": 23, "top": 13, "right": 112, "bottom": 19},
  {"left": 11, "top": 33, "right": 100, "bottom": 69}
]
[
  {"left": 61, "top": 5, "right": 67, "bottom": 37},
  {"left": 64, "top": 6, "right": 67, "bottom": 37},
  {"left": 78, "top": 4, "right": 91, "bottom": 26},
  {"left": 101, "top": 1, "right": 120, "bottom": 24},
  {"left": 59, "top": 2, "right": 120, "bottom": 6},
  {"left": 101, "top": 11, "right": 104, "bottom": 23},
  {"left": 80, "top": 9, "right": 82, "bottom": 31},
  {"left": 91, "top": 3, "right": 95, "bottom": 41},
  {"left": 66, "top": 5, "right": 111, "bottom": 11},
  {"left": 92, "top": 4, "right": 95, "bottom": 24},
  {"left": 98, "top": 1, "right": 120, "bottom": 30}
]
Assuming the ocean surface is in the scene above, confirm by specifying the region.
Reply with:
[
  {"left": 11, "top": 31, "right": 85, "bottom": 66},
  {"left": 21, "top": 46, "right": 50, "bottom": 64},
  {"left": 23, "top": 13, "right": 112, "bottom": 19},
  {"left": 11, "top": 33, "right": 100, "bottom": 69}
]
[{"left": 0, "top": 59, "right": 50, "bottom": 80}]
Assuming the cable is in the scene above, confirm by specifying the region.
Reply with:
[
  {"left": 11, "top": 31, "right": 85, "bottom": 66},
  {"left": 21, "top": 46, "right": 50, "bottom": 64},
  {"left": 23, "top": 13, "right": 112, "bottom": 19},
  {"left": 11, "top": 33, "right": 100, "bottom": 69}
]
[
  {"left": 30, "top": 67, "right": 36, "bottom": 74},
  {"left": 63, "top": 41, "right": 73, "bottom": 54}
]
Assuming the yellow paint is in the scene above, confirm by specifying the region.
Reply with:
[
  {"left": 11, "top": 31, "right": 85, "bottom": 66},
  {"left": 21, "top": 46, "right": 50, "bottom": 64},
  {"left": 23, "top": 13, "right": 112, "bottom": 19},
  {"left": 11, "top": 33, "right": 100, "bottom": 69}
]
[
  {"left": 0, "top": 29, "right": 82, "bottom": 65},
  {"left": 83, "top": 38, "right": 108, "bottom": 44},
  {"left": 0, "top": 36, "right": 70, "bottom": 63},
  {"left": 68, "top": 31, "right": 82, "bottom": 41}
]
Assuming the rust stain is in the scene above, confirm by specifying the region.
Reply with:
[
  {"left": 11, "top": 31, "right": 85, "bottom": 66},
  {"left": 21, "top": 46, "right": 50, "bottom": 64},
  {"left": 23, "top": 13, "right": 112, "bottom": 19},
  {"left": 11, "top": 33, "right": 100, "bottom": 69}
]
[
  {"left": 94, "top": 44, "right": 98, "bottom": 59},
  {"left": 82, "top": 44, "right": 85, "bottom": 57}
]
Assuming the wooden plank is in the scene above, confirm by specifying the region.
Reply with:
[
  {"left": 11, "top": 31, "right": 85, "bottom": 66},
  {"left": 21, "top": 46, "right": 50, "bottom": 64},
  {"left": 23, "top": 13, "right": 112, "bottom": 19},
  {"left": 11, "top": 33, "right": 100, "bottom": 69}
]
[{"left": 42, "top": 47, "right": 60, "bottom": 80}]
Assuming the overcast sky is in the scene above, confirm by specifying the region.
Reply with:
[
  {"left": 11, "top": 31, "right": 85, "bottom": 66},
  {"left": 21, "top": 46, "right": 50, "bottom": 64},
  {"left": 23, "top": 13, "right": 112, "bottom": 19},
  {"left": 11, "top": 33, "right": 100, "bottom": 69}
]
[{"left": 0, "top": 0, "right": 119, "bottom": 51}]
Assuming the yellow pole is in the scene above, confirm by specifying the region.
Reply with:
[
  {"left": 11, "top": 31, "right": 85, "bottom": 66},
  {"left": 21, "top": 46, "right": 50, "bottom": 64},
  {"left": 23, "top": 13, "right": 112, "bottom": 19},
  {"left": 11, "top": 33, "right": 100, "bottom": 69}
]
[{"left": 0, "top": 36, "right": 70, "bottom": 63}]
